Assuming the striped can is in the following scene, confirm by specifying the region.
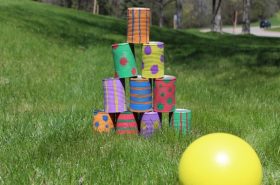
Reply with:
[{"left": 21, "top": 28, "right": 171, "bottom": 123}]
[
  {"left": 153, "top": 75, "right": 176, "bottom": 112},
  {"left": 92, "top": 111, "right": 114, "bottom": 133},
  {"left": 140, "top": 112, "right": 161, "bottom": 138},
  {"left": 116, "top": 111, "right": 138, "bottom": 135},
  {"left": 127, "top": 7, "right": 150, "bottom": 44},
  {"left": 170, "top": 109, "right": 192, "bottom": 136},
  {"left": 130, "top": 76, "right": 152, "bottom": 112},
  {"left": 112, "top": 43, "right": 138, "bottom": 78},
  {"left": 103, "top": 78, "right": 127, "bottom": 113},
  {"left": 142, "top": 42, "right": 164, "bottom": 78}
]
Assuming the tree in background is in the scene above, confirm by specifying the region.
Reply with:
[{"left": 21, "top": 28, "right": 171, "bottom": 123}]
[
  {"left": 242, "top": 0, "right": 250, "bottom": 34},
  {"left": 40, "top": 0, "right": 280, "bottom": 29},
  {"left": 176, "top": 0, "right": 183, "bottom": 28},
  {"left": 151, "top": 0, "right": 175, "bottom": 27},
  {"left": 211, "top": 0, "right": 222, "bottom": 32}
]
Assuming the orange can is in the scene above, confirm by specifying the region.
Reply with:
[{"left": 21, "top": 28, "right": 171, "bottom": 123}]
[{"left": 127, "top": 7, "right": 150, "bottom": 44}]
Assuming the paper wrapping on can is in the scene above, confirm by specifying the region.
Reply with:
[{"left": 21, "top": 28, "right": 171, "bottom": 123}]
[
  {"left": 130, "top": 76, "right": 152, "bottom": 112},
  {"left": 92, "top": 111, "right": 114, "bottom": 133},
  {"left": 142, "top": 42, "right": 164, "bottom": 78},
  {"left": 153, "top": 75, "right": 176, "bottom": 112},
  {"left": 103, "top": 78, "right": 127, "bottom": 113},
  {"left": 112, "top": 43, "right": 138, "bottom": 78},
  {"left": 127, "top": 7, "right": 150, "bottom": 44},
  {"left": 170, "top": 109, "right": 191, "bottom": 136},
  {"left": 116, "top": 111, "right": 138, "bottom": 135},
  {"left": 140, "top": 112, "right": 161, "bottom": 138}
]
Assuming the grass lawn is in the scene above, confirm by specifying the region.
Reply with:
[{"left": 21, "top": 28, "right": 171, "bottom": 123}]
[
  {"left": 1, "top": 0, "right": 280, "bottom": 184},
  {"left": 270, "top": 27, "right": 280, "bottom": 32}
]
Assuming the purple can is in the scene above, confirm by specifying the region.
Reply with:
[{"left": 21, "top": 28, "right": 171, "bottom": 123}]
[
  {"left": 103, "top": 78, "right": 127, "bottom": 113},
  {"left": 140, "top": 112, "right": 161, "bottom": 138}
]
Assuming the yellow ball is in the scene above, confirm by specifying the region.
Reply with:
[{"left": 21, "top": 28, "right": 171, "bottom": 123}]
[{"left": 179, "top": 133, "right": 262, "bottom": 185}]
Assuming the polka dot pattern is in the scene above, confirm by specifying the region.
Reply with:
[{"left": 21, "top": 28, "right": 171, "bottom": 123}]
[
  {"left": 131, "top": 68, "right": 137, "bottom": 75},
  {"left": 142, "top": 42, "right": 164, "bottom": 78},
  {"left": 92, "top": 112, "right": 114, "bottom": 133},
  {"left": 157, "top": 103, "right": 164, "bottom": 110},
  {"left": 153, "top": 75, "right": 176, "bottom": 112},
  {"left": 144, "top": 46, "right": 152, "bottom": 55},
  {"left": 112, "top": 43, "right": 137, "bottom": 78},
  {"left": 102, "top": 115, "right": 108, "bottom": 121},
  {"left": 120, "top": 57, "right": 128, "bottom": 66},
  {"left": 160, "top": 55, "right": 164, "bottom": 63},
  {"left": 150, "top": 65, "right": 159, "bottom": 74}
]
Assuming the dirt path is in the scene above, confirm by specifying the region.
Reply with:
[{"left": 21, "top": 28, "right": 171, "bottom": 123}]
[{"left": 201, "top": 26, "right": 280, "bottom": 38}]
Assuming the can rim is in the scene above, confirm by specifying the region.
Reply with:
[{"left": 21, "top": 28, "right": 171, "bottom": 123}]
[
  {"left": 175, "top": 109, "right": 191, "bottom": 113},
  {"left": 103, "top": 77, "right": 120, "bottom": 81},
  {"left": 130, "top": 75, "right": 149, "bottom": 81},
  {"left": 128, "top": 7, "right": 150, "bottom": 11},
  {"left": 155, "top": 75, "right": 176, "bottom": 81},
  {"left": 112, "top": 43, "right": 129, "bottom": 47},
  {"left": 143, "top": 41, "right": 164, "bottom": 46}
]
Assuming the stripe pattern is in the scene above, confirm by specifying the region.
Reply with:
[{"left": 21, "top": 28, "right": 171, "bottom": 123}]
[
  {"left": 171, "top": 109, "right": 192, "bottom": 136},
  {"left": 116, "top": 111, "right": 138, "bottom": 135},
  {"left": 130, "top": 76, "right": 152, "bottom": 112},
  {"left": 140, "top": 112, "right": 161, "bottom": 138},
  {"left": 127, "top": 8, "right": 150, "bottom": 44},
  {"left": 103, "top": 78, "right": 126, "bottom": 113}
]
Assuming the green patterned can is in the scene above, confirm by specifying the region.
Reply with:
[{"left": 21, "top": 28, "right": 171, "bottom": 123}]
[
  {"left": 170, "top": 109, "right": 191, "bottom": 136},
  {"left": 112, "top": 43, "right": 138, "bottom": 78}
]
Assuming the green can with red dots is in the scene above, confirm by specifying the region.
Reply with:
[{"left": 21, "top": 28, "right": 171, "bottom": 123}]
[{"left": 112, "top": 43, "right": 138, "bottom": 78}]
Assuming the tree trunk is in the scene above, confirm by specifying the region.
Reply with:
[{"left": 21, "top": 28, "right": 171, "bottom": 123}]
[
  {"left": 211, "top": 0, "right": 222, "bottom": 32},
  {"left": 176, "top": 0, "right": 183, "bottom": 28},
  {"left": 159, "top": 2, "right": 164, "bottom": 27},
  {"left": 242, "top": 0, "right": 250, "bottom": 34},
  {"left": 93, "top": 0, "right": 97, "bottom": 14},
  {"left": 65, "top": 0, "right": 72, "bottom": 8},
  {"left": 233, "top": 10, "right": 238, "bottom": 33}
]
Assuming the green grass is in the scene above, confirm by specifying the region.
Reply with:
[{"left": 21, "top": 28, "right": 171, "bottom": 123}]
[
  {"left": 270, "top": 12, "right": 280, "bottom": 26},
  {"left": 270, "top": 27, "right": 280, "bottom": 32},
  {"left": 1, "top": 0, "right": 280, "bottom": 184}
]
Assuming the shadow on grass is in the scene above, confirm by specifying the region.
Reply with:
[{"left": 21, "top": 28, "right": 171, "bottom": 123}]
[{"left": 1, "top": 2, "right": 280, "bottom": 68}]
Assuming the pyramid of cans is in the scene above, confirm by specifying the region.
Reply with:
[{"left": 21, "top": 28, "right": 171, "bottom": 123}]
[{"left": 92, "top": 7, "right": 191, "bottom": 137}]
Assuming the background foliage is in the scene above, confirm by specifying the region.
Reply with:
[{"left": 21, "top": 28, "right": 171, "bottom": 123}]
[{"left": 39, "top": 0, "right": 280, "bottom": 28}]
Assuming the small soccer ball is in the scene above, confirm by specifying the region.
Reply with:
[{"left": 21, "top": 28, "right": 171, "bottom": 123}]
[{"left": 179, "top": 133, "right": 262, "bottom": 185}]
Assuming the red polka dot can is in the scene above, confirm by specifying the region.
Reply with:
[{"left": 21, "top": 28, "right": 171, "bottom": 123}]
[
  {"left": 112, "top": 43, "right": 138, "bottom": 78},
  {"left": 153, "top": 75, "right": 176, "bottom": 112}
]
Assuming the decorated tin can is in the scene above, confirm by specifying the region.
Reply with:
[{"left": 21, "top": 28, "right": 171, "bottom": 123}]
[
  {"left": 103, "top": 78, "right": 127, "bottom": 113},
  {"left": 170, "top": 109, "right": 192, "bottom": 135},
  {"left": 92, "top": 111, "right": 114, "bottom": 133},
  {"left": 153, "top": 75, "right": 176, "bottom": 112},
  {"left": 127, "top": 7, "right": 150, "bottom": 44},
  {"left": 116, "top": 111, "right": 138, "bottom": 135},
  {"left": 140, "top": 112, "right": 161, "bottom": 138},
  {"left": 112, "top": 43, "right": 138, "bottom": 78},
  {"left": 142, "top": 42, "right": 164, "bottom": 78},
  {"left": 130, "top": 76, "right": 152, "bottom": 112}
]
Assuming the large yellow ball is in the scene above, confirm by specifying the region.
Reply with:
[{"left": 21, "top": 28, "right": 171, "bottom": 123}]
[{"left": 179, "top": 133, "right": 262, "bottom": 185}]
